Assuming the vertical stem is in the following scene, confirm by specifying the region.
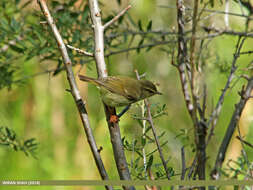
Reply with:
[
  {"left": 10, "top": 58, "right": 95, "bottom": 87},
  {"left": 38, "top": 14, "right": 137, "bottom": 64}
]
[
  {"left": 211, "top": 77, "right": 253, "bottom": 179},
  {"left": 142, "top": 102, "right": 148, "bottom": 179},
  {"left": 135, "top": 71, "right": 171, "bottom": 180},
  {"left": 88, "top": 0, "right": 107, "bottom": 78},
  {"left": 88, "top": 0, "right": 135, "bottom": 189}
]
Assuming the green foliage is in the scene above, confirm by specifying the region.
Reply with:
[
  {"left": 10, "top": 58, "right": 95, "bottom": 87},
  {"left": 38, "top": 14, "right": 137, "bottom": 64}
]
[
  {"left": 122, "top": 102, "right": 174, "bottom": 180},
  {"left": 0, "top": 0, "right": 252, "bottom": 186},
  {"left": 0, "top": 64, "right": 14, "bottom": 90},
  {"left": 221, "top": 152, "right": 253, "bottom": 190},
  {"left": 0, "top": 0, "right": 94, "bottom": 88},
  {"left": 0, "top": 126, "right": 38, "bottom": 159}
]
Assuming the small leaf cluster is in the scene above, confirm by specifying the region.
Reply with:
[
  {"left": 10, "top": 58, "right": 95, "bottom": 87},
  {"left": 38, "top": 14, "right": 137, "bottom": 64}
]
[
  {"left": 0, "top": 0, "right": 94, "bottom": 89},
  {"left": 0, "top": 126, "right": 38, "bottom": 159},
  {"left": 222, "top": 153, "right": 253, "bottom": 180},
  {"left": 122, "top": 103, "right": 174, "bottom": 179}
]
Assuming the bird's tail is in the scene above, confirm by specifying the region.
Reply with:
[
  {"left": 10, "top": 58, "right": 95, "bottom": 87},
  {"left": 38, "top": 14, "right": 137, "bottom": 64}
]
[{"left": 78, "top": 75, "right": 101, "bottom": 86}]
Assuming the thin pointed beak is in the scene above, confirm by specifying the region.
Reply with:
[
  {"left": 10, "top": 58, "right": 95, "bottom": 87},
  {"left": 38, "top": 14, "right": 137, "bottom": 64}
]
[{"left": 156, "top": 91, "right": 162, "bottom": 95}]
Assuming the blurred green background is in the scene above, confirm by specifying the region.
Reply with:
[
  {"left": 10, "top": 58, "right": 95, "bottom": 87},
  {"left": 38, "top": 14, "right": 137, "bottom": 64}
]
[{"left": 0, "top": 0, "right": 253, "bottom": 190}]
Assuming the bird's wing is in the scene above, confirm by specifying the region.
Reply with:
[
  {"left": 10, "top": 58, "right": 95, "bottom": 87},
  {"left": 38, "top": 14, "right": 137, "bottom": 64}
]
[{"left": 102, "top": 76, "right": 141, "bottom": 102}]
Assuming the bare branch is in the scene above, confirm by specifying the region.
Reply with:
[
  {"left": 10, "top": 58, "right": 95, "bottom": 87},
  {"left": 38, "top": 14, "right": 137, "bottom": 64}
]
[
  {"left": 37, "top": 1, "right": 112, "bottom": 190},
  {"left": 224, "top": 0, "right": 230, "bottom": 28},
  {"left": 236, "top": 136, "right": 253, "bottom": 149},
  {"left": 206, "top": 37, "right": 246, "bottom": 144},
  {"left": 103, "top": 5, "right": 132, "bottom": 30},
  {"left": 176, "top": 0, "right": 194, "bottom": 116},
  {"left": 67, "top": 45, "right": 94, "bottom": 57},
  {"left": 88, "top": 0, "right": 135, "bottom": 189},
  {"left": 211, "top": 77, "right": 253, "bottom": 179},
  {"left": 159, "top": 5, "right": 252, "bottom": 19},
  {"left": 181, "top": 146, "right": 186, "bottom": 180},
  {"left": 202, "top": 27, "right": 253, "bottom": 38},
  {"left": 179, "top": 147, "right": 186, "bottom": 190},
  {"left": 240, "top": 50, "right": 253, "bottom": 55}
]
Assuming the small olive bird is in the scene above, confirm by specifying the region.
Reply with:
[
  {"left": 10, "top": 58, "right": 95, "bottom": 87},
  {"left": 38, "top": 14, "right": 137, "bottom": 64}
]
[{"left": 79, "top": 75, "right": 162, "bottom": 122}]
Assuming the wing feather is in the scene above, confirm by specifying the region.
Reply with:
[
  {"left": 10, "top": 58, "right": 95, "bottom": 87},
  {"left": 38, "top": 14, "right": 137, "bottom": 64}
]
[{"left": 102, "top": 76, "right": 141, "bottom": 102}]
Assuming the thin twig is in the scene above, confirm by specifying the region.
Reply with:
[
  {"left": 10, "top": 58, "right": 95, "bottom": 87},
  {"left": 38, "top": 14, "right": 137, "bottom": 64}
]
[
  {"left": 210, "top": 76, "right": 253, "bottom": 179},
  {"left": 37, "top": 1, "right": 112, "bottom": 190},
  {"left": 159, "top": 5, "right": 252, "bottom": 19},
  {"left": 181, "top": 146, "right": 186, "bottom": 180},
  {"left": 236, "top": 136, "right": 253, "bottom": 149},
  {"left": 105, "top": 29, "right": 192, "bottom": 40},
  {"left": 103, "top": 5, "right": 132, "bottom": 30},
  {"left": 67, "top": 45, "right": 94, "bottom": 57},
  {"left": 240, "top": 50, "right": 253, "bottom": 55},
  {"left": 135, "top": 70, "right": 171, "bottom": 180},
  {"left": 141, "top": 100, "right": 148, "bottom": 179},
  {"left": 179, "top": 147, "right": 186, "bottom": 190},
  {"left": 202, "top": 27, "right": 253, "bottom": 38},
  {"left": 187, "top": 156, "right": 197, "bottom": 179},
  {"left": 224, "top": 0, "right": 230, "bottom": 28},
  {"left": 206, "top": 37, "right": 246, "bottom": 145}
]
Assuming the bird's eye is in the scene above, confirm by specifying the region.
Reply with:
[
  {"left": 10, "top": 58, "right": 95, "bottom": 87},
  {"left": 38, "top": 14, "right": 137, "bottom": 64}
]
[{"left": 145, "top": 88, "right": 154, "bottom": 93}]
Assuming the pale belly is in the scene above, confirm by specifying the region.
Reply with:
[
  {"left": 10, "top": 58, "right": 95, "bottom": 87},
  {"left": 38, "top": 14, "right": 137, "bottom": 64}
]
[{"left": 100, "top": 89, "right": 132, "bottom": 107}]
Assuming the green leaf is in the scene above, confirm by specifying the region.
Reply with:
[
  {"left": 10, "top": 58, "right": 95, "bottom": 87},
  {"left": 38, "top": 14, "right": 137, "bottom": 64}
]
[
  {"left": 24, "top": 138, "right": 36, "bottom": 146},
  {"left": 167, "top": 167, "right": 175, "bottom": 176},
  {"left": 136, "top": 118, "right": 143, "bottom": 127},
  {"left": 118, "top": 14, "right": 124, "bottom": 24},
  {"left": 82, "top": 5, "right": 90, "bottom": 22},
  {"left": 20, "top": 0, "right": 33, "bottom": 9},
  {"left": 117, "top": 0, "right": 121, "bottom": 5},
  {"left": 13, "top": 144, "right": 18, "bottom": 151},
  {"left": 144, "top": 126, "right": 152, "bottom": 134},
  {"left": 137, "top": 38, "right": 144, "bottom": 54},
  {"left": 9, "top": 44, "right": 24, "bottom": 53},
  {"left": 158, "top": 131, "right": 166, "bottom": 139},
  {"left": 138, "top": 20, "right": 143, "bottom": 31},
  {"left": 10, "top": 18, "right": 20, "bottom": 32},
  {"left": 68, "top": 0, "right": 77, "bottom": 6},
  {"left": 5, "top": 127, "right": 11, "bottom": 137},
  {"left": 147, "top": 20, "right": 152, "bottom": 31},
  {"left": 147, "top": 155, "right": 153, "bottom": 169},
  {"left": 126, "top": 13, "right": 137, "bottom": 27},
  {"left": 0, "top": 18, "right": 11, "bottom": 32},
  {"left": 145, "top": 46, "right": 153, "bottom": 52},
  {"left": 53, "top": 59, "right": 63, "bottom": 76},
  {"left": 141, "top": 137, "right": 146, "bottom": 146}
]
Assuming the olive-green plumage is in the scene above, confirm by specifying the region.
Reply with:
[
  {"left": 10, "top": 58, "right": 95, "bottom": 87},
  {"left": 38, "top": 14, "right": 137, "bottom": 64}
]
[{"left": 79, "top": 75, "right": 161, "bottom": 107}]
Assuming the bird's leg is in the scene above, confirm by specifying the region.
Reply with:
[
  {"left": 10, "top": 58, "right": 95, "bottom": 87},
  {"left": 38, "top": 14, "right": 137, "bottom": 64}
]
[
  {"left": 117, "top": 104, "right": 131, "bottom": 118},
  {"left": 108, "top": 105, "right": 131, "bottom": 123}
]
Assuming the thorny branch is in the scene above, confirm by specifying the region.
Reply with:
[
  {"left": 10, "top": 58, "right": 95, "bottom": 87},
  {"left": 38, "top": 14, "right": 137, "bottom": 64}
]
[{"left": 103, "top": 5, "right": 132, "bottom": 30}]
